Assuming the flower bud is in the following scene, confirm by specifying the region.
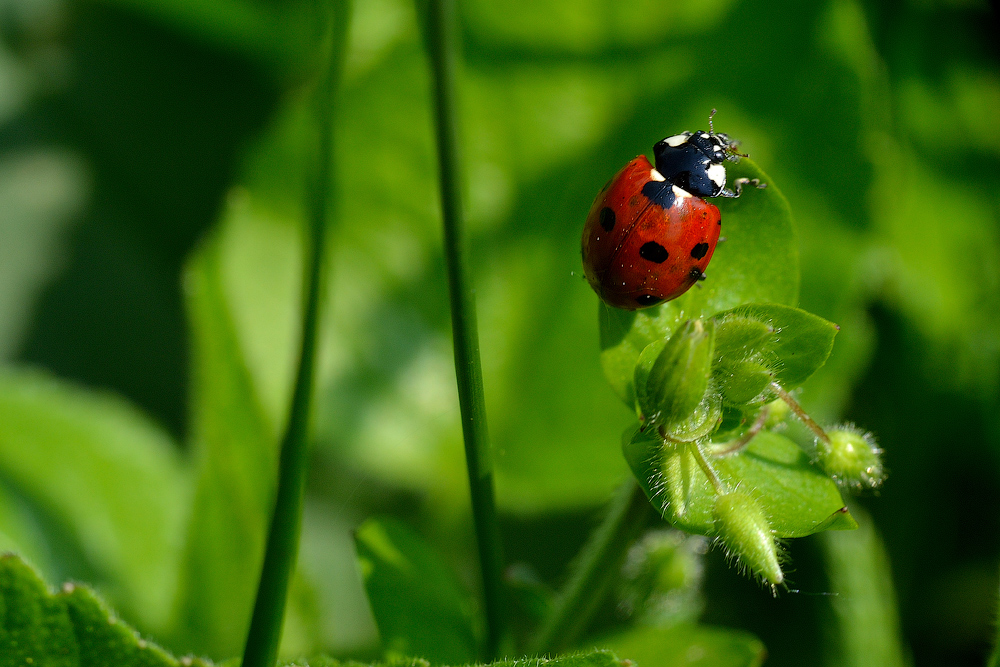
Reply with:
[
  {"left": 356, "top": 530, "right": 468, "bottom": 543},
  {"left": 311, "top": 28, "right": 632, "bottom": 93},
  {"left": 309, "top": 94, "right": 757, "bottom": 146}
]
[
  {"left": 713, "top": 314, "right": 774, "bottom": 361},
  {"left": 713, "top": 490, "right": 783, "bottom": 587},
  {"left": 715, "top": 357, "right": 775, "bottom": 406},
  {"left": 815, "top": 424, "right": 885, "bottom": 490},
  {"left": 642, "top": 319, "right": 715, "bottom": 429}
]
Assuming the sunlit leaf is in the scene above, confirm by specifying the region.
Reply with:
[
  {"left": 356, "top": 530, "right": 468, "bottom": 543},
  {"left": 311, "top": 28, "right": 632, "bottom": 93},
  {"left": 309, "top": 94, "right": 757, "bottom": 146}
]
[
  {"left": 0, "top": 370, "right": 188, "bottom": 632},
  {"left": 623, "top": 428, "right": 855, "bottom": 538},
  {"left": 711, "top": 304, "right": 838, "bottom": 390}
]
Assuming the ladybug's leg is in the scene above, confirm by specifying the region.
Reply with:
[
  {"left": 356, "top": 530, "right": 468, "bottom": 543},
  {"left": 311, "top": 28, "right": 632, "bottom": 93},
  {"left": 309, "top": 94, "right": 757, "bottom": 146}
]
[{"left": 719, "top": 177, "right": 766, "bottom": 198}]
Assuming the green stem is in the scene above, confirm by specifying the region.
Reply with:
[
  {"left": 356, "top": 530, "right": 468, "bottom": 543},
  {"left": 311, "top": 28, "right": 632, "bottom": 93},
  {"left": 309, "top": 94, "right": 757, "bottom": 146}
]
[
  {"left": 241, "top": 4, "right": 348, "bottom": 666},
  {"left": 424, "top": 0, "right": 504, "bottom": 658},
  {"left": 530, "top": 478, "right": 655, "bottom": 655},
  {"left": 771, "top": 382, "right": 831, "bottom": 445},
  {"left": 689, "top": 442, "right": 726, "bottom": 494},
  {"left": 710, "top": 406, "right": 769, "bottom": 456}
]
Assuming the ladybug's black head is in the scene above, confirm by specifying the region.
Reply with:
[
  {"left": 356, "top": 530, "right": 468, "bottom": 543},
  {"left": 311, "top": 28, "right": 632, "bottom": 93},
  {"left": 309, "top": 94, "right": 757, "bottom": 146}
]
[
  {"left": 652, "top": 110, "right": 748, "bottom": 198},
  {"left": 652, "top": 129, "right": 738, "bottom": 198}
]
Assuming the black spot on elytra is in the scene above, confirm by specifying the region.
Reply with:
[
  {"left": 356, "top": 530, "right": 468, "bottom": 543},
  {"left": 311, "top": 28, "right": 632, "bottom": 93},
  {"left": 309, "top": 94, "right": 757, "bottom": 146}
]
[
  {"left": 639, "top": 241, "right": 669, "bottom": 264},
  {"left": 690, "top": 242, "right": 709, "bottom": 259},
  {"left": 641, "top": 180, "right": 676, "bottom": 209},
  {"left": 599, "top": 207, "right": 615, "bottom": 231},
  {"left": 635, "top": 294, "right": 662, "bottom": 306}
]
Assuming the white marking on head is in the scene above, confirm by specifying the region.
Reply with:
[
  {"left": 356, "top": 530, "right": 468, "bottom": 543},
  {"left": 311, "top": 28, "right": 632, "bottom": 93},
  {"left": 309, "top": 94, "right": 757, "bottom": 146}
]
[
  {"left": 672, "top": 185, "right": 693, "bottom": 201},
  {"left": 649, "top": 168, "right": 666, "bottom": 181},
  {"left": 700, "top": 132, "right": 711, "bottom": 139},
  {"left": 664, "top": 134, "right": 688, "bottom": 147},
  {"left": 707, "top": 163, "right": 726, "bottom": 188}
]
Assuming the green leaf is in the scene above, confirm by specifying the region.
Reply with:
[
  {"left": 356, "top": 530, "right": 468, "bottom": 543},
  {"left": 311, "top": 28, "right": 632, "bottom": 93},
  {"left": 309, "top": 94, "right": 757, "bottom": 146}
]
[
  {"left": 354, "top": 517, "right": 478, "bottom": 664},
  {"left": 0, "top": 552, "right": 623, "bottom": 667},
  {"left": 0, "top": 370, "right": 188, "bottom": 633},
  {"left": 623, "top": 429, "right": 855, "bottom": 538},
  {"left": 600, "top": 159, "right": 798, "bottom": 407},
  {"left": 170, "top": 229, "right": 278, "bottom": 657},
  {"left": 284, "top": 651, "right": 627, "bottom": 667},
  {"left": 596, "top": 624, "right": 766, "bottom": 667},
  {"left": 711, "top": 304, "right": 839, "bottom": 390},
  {"left": 821, "top": 508, "right": 908, "bottom": 667},
  {"left": 0, "top": 553, "right": 215, "bottom": 667}
]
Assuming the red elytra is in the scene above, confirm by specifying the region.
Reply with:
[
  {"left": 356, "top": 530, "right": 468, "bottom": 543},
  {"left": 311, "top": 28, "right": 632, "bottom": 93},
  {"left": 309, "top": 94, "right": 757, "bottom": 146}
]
[{"left": 581, "top": 155, "right": 721, "bottom": 311}]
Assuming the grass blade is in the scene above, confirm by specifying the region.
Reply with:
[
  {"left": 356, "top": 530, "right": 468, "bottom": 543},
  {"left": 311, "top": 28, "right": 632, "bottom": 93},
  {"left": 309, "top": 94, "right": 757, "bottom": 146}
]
[
  {"left": 424, "top": 0, "right": 504, "bottom": 657},
  {"left": 240, "top": 3, "right": 349, "bottom": 665}
]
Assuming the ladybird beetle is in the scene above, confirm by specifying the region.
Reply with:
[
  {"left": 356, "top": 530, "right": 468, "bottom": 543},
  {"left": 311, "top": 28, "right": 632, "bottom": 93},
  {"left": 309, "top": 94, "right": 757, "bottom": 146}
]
[{"left": 581, "top": 111, "right": 764, "bottom": 310}]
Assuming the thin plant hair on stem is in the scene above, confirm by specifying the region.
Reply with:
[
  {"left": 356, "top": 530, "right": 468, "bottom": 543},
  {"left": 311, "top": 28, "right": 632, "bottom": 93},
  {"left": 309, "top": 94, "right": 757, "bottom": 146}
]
[
  {"left": 241, "top": 3, "right": 349, "bottom": 666},
  {"left": 424, "top": 0, "right": 504, "bottom": 658}
]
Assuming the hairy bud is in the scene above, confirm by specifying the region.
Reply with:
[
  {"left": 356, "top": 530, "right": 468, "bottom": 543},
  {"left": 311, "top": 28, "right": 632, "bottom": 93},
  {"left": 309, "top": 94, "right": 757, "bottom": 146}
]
[
  {"left": 713, "top": 490, "right": 783, "bottom": 587},
  {"left": 815, "top": 424, "right": 885, "bottom": 491},
  {"left": 639, "top": 319, "right": 715, "bottom": 430}
]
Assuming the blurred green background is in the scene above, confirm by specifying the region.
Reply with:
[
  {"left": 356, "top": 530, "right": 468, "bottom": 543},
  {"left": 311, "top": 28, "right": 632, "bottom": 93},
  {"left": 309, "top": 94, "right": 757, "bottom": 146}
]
[{"left": 0, "top": 0, "right": 998, "bottom": 665}]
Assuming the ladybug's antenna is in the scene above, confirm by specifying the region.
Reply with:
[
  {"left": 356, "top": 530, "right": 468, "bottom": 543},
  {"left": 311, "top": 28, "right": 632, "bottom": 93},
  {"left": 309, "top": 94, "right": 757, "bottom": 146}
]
[{"left": 709, "top": 108, "right": 718, "bottom": 135}]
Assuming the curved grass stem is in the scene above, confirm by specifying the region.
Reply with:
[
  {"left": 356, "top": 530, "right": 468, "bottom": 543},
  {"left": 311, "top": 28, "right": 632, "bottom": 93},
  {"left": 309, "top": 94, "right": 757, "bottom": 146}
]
[
  {"left": 241, "top": 3, "right": 349, "bottom": 666},
  {"left": 424, "top": 0, "right": 504, "bottom": 657}
]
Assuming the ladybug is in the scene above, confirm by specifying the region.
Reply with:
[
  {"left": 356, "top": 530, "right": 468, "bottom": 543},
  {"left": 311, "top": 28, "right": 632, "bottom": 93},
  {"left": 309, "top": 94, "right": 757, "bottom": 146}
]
[{"left": 581, "top": 111, "right": 764, "bottom": 310}]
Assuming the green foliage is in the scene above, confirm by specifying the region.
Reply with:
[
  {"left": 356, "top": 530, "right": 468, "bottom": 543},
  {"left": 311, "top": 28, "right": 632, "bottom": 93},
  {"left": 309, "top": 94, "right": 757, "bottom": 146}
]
[
  {"left": 0, "top": 554, "right": 214, "bottom": 667},
  {"left": 624, "top": 429, "right": 855, "bottom": 538},
  {"left": 354, "top": 518, "right": 478, "bottom": 665},
  {"left": 712, "top": 304, "right": 839, "bottom": 395},
  {"left": 1, "top": 0, "right": 999, "bottom": 663},
  {"left": 1, "top": 553, "right": 625, "bottom": 667},
  {"left": 815, "top": 425, "right": 885, "bottom": 491},
  {"left": 712, "top": 491, "right": 783, "bottom": 587},
  {"left": 0, "top": 371, "right": 188, "bottom": 633},
  {"left": 171, "top": 231, "right": 278, "bottom": 657},
  {"left": 821, "top": 508, "right": 907, "bottom": 667},
  {"left": 596, "top": 624, "right": 766, "bottom": 667},
  {"left": 289, "top": 652, "right": 627, "bottom": 667},
  {"left": 639, "top": 319, "right": 715, "bottom": 430}
]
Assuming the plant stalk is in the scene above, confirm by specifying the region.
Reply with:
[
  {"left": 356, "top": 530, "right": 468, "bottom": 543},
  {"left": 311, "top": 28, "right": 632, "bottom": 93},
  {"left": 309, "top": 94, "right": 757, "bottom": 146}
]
[
  {"left": 771, "top": 382, "right": 831, "bottom": 444},
  {"left": 530, "top": 478, "right": 656, "bottom": 655},
  {"left": 711, "top": 406, "right": 769, "bottom": 456},
  {"left": 689, "top": 442, "right": 726, "bottom": 493},
  {"left": 424, "top": 0, "right": 504, "bottom": 658},
  {"left": 241, "top": 3, "right": 348, "bottom": 666}
]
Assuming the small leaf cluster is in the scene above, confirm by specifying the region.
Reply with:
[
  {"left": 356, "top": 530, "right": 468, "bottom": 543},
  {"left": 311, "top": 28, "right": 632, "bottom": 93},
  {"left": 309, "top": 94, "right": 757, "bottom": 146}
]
[
  {"left": 610, "top": 302, "right": 888, "bottom": 586},
  {"left": 618, "top": 303, "right": 858, "bottom": 586}
]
